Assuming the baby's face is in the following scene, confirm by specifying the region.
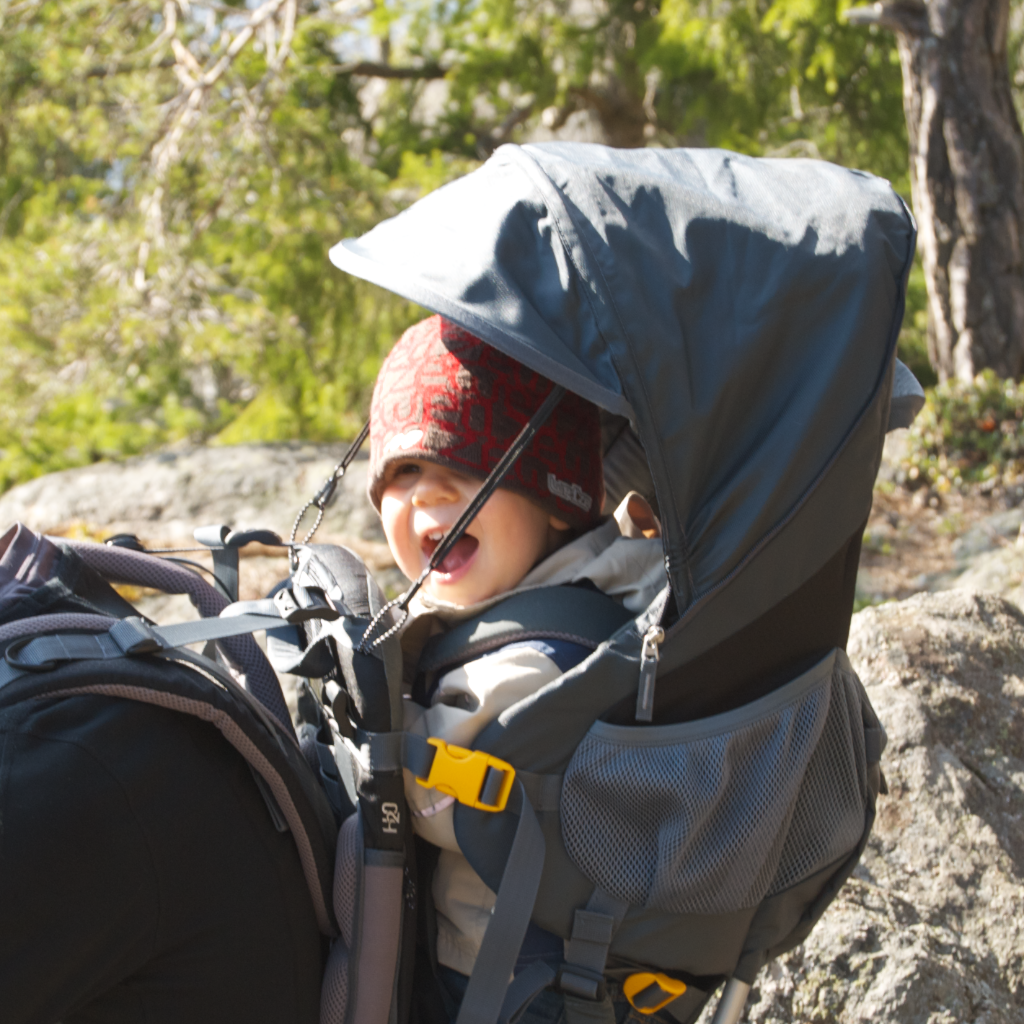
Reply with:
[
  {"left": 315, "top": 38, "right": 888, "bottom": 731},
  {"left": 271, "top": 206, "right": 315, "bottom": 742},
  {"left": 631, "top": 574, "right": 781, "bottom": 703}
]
[{"left": 380, "top": 459, "right": 566, "bottom": 606}]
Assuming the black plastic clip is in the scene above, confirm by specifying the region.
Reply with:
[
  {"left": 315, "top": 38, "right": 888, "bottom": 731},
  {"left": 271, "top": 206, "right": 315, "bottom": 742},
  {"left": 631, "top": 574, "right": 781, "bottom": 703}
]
[{"left": 273, "top": 585, "right": 341, "bottom": 624}]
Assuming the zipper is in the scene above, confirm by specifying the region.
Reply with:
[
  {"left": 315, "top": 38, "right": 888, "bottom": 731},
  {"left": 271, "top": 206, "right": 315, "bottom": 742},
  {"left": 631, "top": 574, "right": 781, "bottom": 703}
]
[{"left": 635, "top": 624, "right": 665, "bottom": 722}]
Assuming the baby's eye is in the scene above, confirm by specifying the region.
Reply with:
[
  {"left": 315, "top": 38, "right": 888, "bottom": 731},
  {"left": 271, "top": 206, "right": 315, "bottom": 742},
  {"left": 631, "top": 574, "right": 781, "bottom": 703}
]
[{"left": 390, "top": 461, "right": 422, "bottom": 479}]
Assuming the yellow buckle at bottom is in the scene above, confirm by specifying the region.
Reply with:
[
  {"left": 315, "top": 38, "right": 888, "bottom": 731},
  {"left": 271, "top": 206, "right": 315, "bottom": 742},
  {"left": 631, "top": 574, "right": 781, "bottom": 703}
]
[
  {"left": 623, "top": 972, "right": 687, "bottom": 1014},
  {"left": 416, "top": 738, "right": 515, "bottom": 812}
]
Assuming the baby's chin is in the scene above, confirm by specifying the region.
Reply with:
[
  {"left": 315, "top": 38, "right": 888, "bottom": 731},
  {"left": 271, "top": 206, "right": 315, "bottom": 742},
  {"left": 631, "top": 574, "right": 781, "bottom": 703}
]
[{"left": 421, "top": 578, "right": 491, "bottom": 607}]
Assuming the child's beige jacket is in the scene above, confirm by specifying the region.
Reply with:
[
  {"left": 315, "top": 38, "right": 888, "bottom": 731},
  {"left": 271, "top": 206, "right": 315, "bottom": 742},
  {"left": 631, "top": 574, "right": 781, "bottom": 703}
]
[{"left": 401, "top": 495, "right": 667, "bottom": 976}]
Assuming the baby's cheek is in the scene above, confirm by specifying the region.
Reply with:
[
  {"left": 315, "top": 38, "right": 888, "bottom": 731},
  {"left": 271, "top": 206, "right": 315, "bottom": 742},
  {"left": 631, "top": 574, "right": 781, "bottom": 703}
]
[{"left": 380, "top": 499, "right": 414, "bottom": 575}]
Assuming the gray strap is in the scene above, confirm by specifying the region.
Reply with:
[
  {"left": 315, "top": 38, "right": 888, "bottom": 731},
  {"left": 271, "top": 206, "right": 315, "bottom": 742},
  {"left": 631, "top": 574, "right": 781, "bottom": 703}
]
[
  {"left": 359, "top": 729, "right": 405, "bottom": 772},
  {"left": 517, "top": 771, "right": 562, "bottom": 812},
  {"left": 561, "top": 993, "right": 616, "bottom": 1024},
  {"left": 0, "top": 632, "right": 122, "bottom": 688},
  {"left": 154, "top": 613, "right": 286, "bottom": 648},
  {"left": 456, "top": 784, "right": 545, "bottom": 1024},
  {"left": 418, "top": 587, "right": 633, "bottom": 674},
  {"left": 211, "top": 547, "right": 240, "bottom": 603},
  {"left": 402, "top": 732, "right": 437, "bottom": 779},
  {"left": 498, "top": 963, "right": 556, "bottom": 1024},
  {"left": 561, "top": 889, "right": 628, "bottom": 999},
  {"left": 865, "top": 725, "right": 887, "bottom": 765},
  {"left": 194, "top": 524, "right": 285, "bottom": 602},
  {"left": 0, "top": 613, "right": 287, "bottom": 691}
]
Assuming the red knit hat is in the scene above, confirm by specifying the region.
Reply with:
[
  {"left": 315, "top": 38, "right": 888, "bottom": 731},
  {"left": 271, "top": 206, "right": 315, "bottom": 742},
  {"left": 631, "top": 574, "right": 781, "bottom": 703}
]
[{"left": 368, "top": 315, "right": 604, "bottom": 528}]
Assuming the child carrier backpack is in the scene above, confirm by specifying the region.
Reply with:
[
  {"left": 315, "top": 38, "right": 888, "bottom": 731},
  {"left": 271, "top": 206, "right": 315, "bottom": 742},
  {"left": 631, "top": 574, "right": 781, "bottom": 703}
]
[
  {"left": 315, "top": 142, "right": 924, "bottom": 1024},
  {"left": 0, "top": 141, "right": 925, "bottom": 1024}
]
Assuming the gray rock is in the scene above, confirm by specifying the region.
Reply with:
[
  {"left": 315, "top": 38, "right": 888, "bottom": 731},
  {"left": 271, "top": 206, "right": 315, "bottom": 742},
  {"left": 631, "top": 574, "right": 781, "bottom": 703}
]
[
  {"left": 0, "top": 442, "right": 386, "bottom": 546},
  {"left": 0, "top": 442, "right": 404, "bottom": 598},
  {"left": 951, "top": 509, "right": 1024, "bottom": 563},
  {"left": 952, "top": 547, "right": 1024, "bottom": 599},
  {"left": 725, "top": 591, "right": 1024, "bottom": 1023}
]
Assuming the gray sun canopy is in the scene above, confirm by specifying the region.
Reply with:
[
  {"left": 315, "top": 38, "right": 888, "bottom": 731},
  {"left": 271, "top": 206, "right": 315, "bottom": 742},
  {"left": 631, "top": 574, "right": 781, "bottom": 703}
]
[{"left": 330, "top": 143, "right": 918, "bottom": 658}]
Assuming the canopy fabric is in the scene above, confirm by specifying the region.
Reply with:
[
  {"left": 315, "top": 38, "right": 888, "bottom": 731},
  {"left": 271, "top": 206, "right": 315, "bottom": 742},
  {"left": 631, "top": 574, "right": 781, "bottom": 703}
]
[{"left": 329, "top": 143, "right": 916, "bottom": 617}]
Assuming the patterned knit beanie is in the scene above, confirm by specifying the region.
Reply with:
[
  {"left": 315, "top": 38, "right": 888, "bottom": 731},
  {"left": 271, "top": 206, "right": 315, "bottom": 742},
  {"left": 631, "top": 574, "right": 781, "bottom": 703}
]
[{"left": 368, "top": 315, "right": 603, "bottom": 528}]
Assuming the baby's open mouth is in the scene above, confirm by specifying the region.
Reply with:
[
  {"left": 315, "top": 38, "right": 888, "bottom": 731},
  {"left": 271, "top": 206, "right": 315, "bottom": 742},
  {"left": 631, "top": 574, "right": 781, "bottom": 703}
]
[{"left": 421, "top": 531, "right": 479, "bottom": 575}]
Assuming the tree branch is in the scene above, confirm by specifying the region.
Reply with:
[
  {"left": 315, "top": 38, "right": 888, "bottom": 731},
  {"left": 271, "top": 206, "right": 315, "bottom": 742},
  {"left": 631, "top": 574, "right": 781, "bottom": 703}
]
[
  {"left": 84, "top": 55, "right": 177, "bottom": 78},
  {"left": 844, "top": 1, "right": 929, "bottom": 36},
  {"left": 0, "top": 183, "right": 28, "bottom": 239},
  {"left": 330, "top": 60, "right": 447, "bottom": 79}
]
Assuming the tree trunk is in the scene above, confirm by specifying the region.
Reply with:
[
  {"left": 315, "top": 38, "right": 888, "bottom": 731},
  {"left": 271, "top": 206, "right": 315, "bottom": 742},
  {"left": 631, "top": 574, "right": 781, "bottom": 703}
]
[{"left": 866, "top": 0, "right": 1024, "bottom": 381}]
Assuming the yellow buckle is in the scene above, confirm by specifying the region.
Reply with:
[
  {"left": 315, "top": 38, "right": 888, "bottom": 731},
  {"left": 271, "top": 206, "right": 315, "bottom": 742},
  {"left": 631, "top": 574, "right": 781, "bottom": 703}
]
[
  {"left": 623, "top": 973, "right": 687, "bottom": 1014},
  {"left": 416, "top": 738, "right": 515, "bottom": 812}
]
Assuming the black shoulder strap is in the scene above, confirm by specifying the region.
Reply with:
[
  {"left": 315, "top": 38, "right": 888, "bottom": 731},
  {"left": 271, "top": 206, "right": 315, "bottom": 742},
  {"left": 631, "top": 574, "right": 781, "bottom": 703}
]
[{"left": 417, "top": 585, "right": 634, "bottom": 676}]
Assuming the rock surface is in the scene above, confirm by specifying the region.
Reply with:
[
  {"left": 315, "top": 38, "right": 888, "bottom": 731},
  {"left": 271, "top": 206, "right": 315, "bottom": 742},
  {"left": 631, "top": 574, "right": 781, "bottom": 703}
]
[
  {"left": 0, "top": 442, "right": 404, "bottom": 600},
  {"left": 0, "top": 441, "right": 382, "bottom": 543},
  {"left": 733, "top": 591, "right": 1024, "bottom": 1024}
]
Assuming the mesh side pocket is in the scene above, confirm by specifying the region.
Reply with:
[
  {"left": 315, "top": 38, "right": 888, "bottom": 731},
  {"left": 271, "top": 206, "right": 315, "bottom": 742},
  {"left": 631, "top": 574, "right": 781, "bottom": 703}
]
[
  {"left": 561, "top": 661, "right": 834, "bottom": 915},
  {"left": 766, "top": 665, "right": 869, "bottom": 896}
]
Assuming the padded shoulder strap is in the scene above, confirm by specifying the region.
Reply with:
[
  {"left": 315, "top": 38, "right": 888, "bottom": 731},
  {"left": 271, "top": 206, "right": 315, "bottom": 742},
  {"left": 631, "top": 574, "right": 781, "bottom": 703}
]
[{"left": 418, "top": 585, "right": 634, "bottom": 675}]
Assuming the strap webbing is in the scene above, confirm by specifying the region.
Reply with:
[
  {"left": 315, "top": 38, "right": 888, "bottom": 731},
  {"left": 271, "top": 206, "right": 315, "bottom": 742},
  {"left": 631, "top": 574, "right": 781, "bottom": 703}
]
[
  {"left": 498, "top": 963, "right": 556, "bottom": 1024},
  {"left": 0, "top": 612, "right": 288, "bottom": 691},
  {"left": 417, "top": 586, "right": 633, "bottom": 676},
  {"left": 560, "top": 888, "right": 628, "bottom": 1001},
  {"left": 865, "top": 725, "right": 887, "bottom": 765},
  {"left": 456, "top": 783, "right": 546, "bottom": 1024},
  {"left": 517, "top": 771, "right": 562, "bottom": 812}
]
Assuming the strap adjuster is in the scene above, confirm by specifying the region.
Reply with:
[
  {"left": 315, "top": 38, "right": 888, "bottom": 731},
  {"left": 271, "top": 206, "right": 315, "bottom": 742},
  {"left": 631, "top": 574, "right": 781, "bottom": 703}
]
[
  {"left": 415, "top": 738, "right": 515, "bottom": 812},
  {"left": 623, "top": 972, "right": 687, "bottom": 1014},
  {"left": 109, "top": 617, "right": 163, "bottom": 655}
]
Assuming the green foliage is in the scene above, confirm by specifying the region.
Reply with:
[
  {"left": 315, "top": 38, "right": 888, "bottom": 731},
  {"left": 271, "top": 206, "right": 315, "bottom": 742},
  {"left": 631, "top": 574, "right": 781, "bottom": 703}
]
[
  {"left": 901, "top": 371, "right": 1024, "bottom": 492},
  {"left": 897, "top": 257, "right": 938, "bottom": 390},
  {"left": 0, "top": 0, "right": 974, "bottom": 494}
]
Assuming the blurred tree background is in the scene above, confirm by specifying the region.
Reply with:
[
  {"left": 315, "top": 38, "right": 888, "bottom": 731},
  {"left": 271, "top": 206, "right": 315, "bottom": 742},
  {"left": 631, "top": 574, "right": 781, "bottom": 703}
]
[{"left": 1, "top": 0, "right": 1022, "bottom": 492}]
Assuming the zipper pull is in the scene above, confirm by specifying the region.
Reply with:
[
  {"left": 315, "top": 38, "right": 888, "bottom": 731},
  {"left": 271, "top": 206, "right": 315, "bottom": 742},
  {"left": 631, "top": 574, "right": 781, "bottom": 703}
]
[{"left": 635, "top": 625, "right": 665, "bottom": 722}]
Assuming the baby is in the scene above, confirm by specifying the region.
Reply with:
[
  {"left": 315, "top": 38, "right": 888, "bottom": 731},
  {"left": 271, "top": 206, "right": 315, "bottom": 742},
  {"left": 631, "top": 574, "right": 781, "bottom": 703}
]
[{"left": 365, "top": 314, "right": 667, "bottom": 987}]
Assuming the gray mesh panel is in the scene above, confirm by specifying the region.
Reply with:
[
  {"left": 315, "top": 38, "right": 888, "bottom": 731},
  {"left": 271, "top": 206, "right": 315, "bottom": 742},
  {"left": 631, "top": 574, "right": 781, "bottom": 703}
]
[
  {"left": 334, "top": 812, "right": 361, "bottom": 948},
  {"left": 319, "top": 938, "right": 350, "bottom": 1024},
  {"left": 766, "top": 667, "right": 869, "bottom": 896},
  {"left": 0, "top": 613, "right": 113, "bottom": 643},
  {"left": 561, "top": 671, "right": 832, "bottom": 915}
]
